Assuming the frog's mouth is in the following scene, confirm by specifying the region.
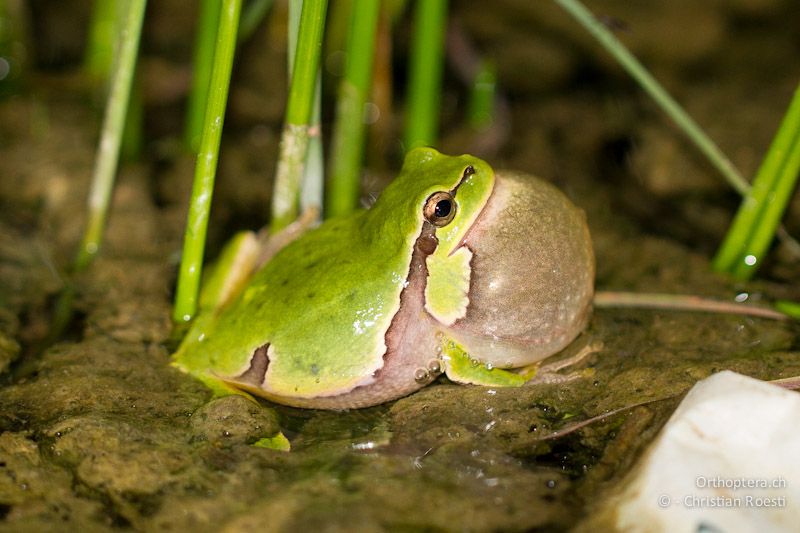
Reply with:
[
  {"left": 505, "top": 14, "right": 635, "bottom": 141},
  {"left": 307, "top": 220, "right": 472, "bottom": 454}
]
[{"left": 439, "top": 171, "right": 595, "bottom": 367}]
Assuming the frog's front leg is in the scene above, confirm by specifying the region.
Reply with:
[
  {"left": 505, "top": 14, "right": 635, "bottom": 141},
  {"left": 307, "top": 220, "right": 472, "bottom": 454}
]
[{"left": 441, "top": 336, "right": 599, "bottom": 387}]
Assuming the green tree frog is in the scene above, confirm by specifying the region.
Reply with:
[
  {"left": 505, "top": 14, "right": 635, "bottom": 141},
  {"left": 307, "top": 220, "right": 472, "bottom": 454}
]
[{"left": 173, "top": 148, "right": 595, "bottom": 409}]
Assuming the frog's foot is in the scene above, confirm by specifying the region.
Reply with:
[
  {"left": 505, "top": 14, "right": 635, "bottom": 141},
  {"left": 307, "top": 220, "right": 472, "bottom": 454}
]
[
  {"left": 441, "top": 338, "right": 530, "bottom": 387},
  {"left": 254, "top": 206, "right": 320, "bottom": 268},
  {"left": 521, "top": 341, "right": 601, "bottom": 386},
  {"left": 441, "top": 337, "right": 601, "bottom": 388}
]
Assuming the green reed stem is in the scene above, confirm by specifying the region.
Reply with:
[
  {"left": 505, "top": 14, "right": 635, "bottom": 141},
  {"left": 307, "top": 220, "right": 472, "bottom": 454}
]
[
  {"left": 775, "top": 300, "right": 800, "bottom": 320},
  {"left": 75, "top": 0, "right": 147, "bottom": 272},
  {"left": 173, "top": 0, "right": 241, "bottom": 323},
  {"left": 239, "top": 0, "right": 273, "bottom": 42},
  {"left": 84, "top": 0, "right": 120, "bottom": 82},
  {"left": 404, "top": 0, "right": 447, "bottom": 150},
  {"left": 185, "top": 0, "right": 222, "bottom": 152},
  {"left": 270, "top": 0, "right": 328, "bottom": 231},
  {"left": 327, "top": 0, "right": 381, "bottom": 218},
  {"left": 468, "top": 61, "right": 496, "bottom": 131},
  {"left": 554, "top": 0, "right": 750, "bottom": 196},
  {"left": 713, "top": 84, "right": 800, "bottom": 279}
]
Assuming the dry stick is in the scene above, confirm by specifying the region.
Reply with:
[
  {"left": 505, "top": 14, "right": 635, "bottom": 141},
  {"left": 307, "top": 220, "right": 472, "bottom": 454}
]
[{"left": 593, "top": 291, "right": 790, "bottom": 321}]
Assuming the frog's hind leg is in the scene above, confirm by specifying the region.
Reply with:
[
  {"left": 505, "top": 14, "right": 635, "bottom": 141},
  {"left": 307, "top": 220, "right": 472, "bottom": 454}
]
[
  {"left": 521, "top": 341, "right": 601, "bottom": 386},
  {"left": 441, "top": 337, "right": 600, "bottom": 387},
  {"left": 441, "top": 337, "right": 529, "bottom": 387}
]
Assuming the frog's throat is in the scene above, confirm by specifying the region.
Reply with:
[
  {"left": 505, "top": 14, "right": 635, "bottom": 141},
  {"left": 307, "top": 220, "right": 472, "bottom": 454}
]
[{"left": 226, "top": 222, "right": 440, "bottom": 409}]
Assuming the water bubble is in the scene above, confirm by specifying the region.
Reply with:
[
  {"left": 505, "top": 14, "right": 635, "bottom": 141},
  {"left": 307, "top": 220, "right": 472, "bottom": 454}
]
[
  {"left": 352, "top": 441, "right": 378, "bottom": 451},
  {"left": 363, "top": 102, "right": 380, "bottom": 124},
  {"left": 744, "top": 254, "right": 757, "bottom": 266},
  {"left": 414, "top": 367, "right": 429, "bottom": 383},
  {"left": 546, "top": 479, "right": 556, "bottom": 489},
  {"left": 0, "top": 58, "right": 10, "bottom": 81},
  {"left": 485, "top": 362, "right": 494, "bottom": 370},
  {"left": 735, "top": 292, "right": 749, "bottom": 303}
]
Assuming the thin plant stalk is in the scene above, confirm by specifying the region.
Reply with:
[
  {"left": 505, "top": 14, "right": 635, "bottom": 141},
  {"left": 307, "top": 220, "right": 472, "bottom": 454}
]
[
  {"left": 184, "top": 0, "right": 222, "bottom": 152},
  {"left": 404, "top": 0, "right": 447, "bottom": 150},
  {"left": 75, "top": 0, "right": 147, "bottom": 272},
  {"left": 327, "top": 0, "right": 381, "bottom": 218},
  {"left": 553, "top": 0, "right": 749, "bottom": 195},
  {"left": 270, "top": 0, "right": 328, "bottom": 232},
  {"left": 554, "top": 0, "right": 800, "bottom": 261},
  {"left": 48, "top": 0, "right": 146, "bottom": 345},
  {"left": 713, "top": 84, "right": 800, "bottom": 279},
  {"left": 173, "top": 0, "right": 242, "bottom": 324}
]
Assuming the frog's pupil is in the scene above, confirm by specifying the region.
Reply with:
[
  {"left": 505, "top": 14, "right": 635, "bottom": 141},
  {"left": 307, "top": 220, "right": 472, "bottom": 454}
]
[{"left": 435, "top": 200, "right": 452, "bottom": 218}]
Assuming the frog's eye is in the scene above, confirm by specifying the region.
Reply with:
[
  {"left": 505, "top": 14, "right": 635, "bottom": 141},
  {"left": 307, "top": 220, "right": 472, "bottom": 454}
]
[{"left": 424, "top": 191, "right": 456, "bottom": 227}]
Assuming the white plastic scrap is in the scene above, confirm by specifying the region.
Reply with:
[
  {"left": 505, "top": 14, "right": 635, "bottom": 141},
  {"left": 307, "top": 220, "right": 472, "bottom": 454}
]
[{"left": 615, "top": 370, "right": 800, "bottom": 532}]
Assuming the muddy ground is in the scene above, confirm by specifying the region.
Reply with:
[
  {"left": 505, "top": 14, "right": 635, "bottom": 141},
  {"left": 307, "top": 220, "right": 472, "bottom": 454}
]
[{"left": 1, "top": 0, "right": 799, "bottom": 531}]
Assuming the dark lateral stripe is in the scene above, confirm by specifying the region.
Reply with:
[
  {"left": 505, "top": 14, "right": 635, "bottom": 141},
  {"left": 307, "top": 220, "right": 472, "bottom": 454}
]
[{"left": 236, "top": 342, "right": 270, "bottom": 387}]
